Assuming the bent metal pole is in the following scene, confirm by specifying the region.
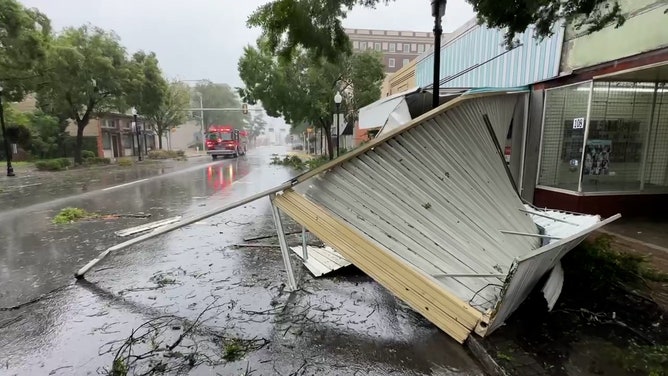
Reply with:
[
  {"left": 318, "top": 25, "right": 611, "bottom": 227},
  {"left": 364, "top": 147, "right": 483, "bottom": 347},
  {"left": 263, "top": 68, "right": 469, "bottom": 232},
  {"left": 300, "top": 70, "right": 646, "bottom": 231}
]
[{"left": 74, "top": 180, "right": 295, "bottom": 279}]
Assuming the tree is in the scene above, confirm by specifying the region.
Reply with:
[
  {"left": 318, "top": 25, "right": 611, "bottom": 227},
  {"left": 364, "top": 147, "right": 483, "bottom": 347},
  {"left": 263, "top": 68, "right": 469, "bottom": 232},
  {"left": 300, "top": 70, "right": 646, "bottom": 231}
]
[
  {"left": 0, "top": 0, "right": 51, "bottom": 101},
  {"left": 238, "top": 40, "right": 385, "bottom": 159},
  {"left": 248, "top": 0, "right": 628, "bottom": 59},
  {"left": 469, "top": 0, "right": 626, "bottom": 47},
  {"left": 28, "top": 111, "right": 61, "bottom": 158},
  {"left": 145, "top": 81, "right": 190, "bottom": 149},
  {"left": 246, "top": 113, "right": 267, "bottom": 146},
  {"left": 126, "top": 51, "right": 168, "bottom": 120},
  {"left": 194, "top": 81, "right": 246, "bottom": 129},
  {"left": 36, "top": 25, "right": 132, "bottom": 164}
]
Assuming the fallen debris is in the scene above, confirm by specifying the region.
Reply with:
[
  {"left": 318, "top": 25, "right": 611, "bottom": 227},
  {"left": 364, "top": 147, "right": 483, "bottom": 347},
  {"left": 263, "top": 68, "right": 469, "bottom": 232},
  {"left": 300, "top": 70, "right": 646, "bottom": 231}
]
[
  {"left": 53, "top": 207, "right": 152, "bottom": 224},
  {"left": 114, "top": 216, "right": 182, "bottom": 237},
  {"left": 290, "top": 246, "right": 352, "bottom": 277},
  {"left": 243, "top": 230, "right": 303, "bottom": 242}
]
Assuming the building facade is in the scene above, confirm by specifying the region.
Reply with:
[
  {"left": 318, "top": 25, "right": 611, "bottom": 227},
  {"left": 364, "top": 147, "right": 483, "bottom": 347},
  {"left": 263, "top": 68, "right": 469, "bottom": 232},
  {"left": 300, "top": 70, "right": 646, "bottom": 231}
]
[
  {"left": 373, "top": 0, "right": 668, "bottom": 218},
  {"left": 65, "top": 113, "right": 156, "bottom": 159},
  {"left": 525, "top": 0, "right": 668, "bottom": 217},
  {"left": 415, "top": 18, "right": 564, "bottom": 89},
  {"left": 346, "top": 28, "right": 438, "bottom": 74}
]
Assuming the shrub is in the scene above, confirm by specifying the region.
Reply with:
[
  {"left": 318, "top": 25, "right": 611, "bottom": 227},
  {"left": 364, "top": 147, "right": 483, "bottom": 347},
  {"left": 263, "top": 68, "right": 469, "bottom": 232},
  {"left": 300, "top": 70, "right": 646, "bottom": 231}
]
[
  {"left": 147, "top": 150, "right": 183, "bottom": 160},
  {"left": 81, "top": 150, "right": 96, "bottom": 159},
  {"left": 35, "top": 160, "right": 64, "bottom": 171},
  {"left": 35, "top": 158, "right": 71, "bottom": 171},
  {"left": 93, "top": 157, "right": 111, "bottom": 165},
  {"left": 56, "top": 158, "right": 72, "bottom": 168},
  {"left": 117, "top": 158, "right": 134, "bottom": 167},
  {"left": 83, "top": 157, "right": 111, "bottom": 166}
]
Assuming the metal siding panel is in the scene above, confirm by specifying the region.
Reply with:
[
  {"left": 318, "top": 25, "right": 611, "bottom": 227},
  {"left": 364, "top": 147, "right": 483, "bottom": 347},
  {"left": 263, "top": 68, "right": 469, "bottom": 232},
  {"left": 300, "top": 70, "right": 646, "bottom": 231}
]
[
  {"left": 278, "top": 90, "right": 618, "bottom": 343},
  {"left": 486, "top": 212, "right": 620, "bottom": 333},
  {"left": 274, "top": 190, "right": 481, "bottom": 343},
  {"left": 305, "top": 94, "right": 540, "bottom": 310}
]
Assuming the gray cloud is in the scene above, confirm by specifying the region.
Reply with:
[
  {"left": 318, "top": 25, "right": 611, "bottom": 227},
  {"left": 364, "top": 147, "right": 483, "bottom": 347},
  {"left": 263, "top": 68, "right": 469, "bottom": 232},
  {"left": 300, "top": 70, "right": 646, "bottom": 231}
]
[{"left": 19, "top": 0, "right": 475, "bottom": 87}]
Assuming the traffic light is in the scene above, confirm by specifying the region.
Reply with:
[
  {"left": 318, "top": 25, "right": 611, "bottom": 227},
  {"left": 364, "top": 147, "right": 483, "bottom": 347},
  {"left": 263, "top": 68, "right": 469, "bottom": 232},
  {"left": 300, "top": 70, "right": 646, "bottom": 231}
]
[{"left": 242, "top": 103, "right": 248, "bottom": 115}]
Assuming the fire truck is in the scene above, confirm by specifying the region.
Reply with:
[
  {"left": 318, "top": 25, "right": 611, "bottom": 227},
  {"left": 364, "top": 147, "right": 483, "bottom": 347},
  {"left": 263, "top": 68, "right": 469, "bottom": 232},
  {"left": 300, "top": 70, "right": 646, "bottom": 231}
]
[{"left": 205, "top": 125, "right": 247, "bottom": 160}]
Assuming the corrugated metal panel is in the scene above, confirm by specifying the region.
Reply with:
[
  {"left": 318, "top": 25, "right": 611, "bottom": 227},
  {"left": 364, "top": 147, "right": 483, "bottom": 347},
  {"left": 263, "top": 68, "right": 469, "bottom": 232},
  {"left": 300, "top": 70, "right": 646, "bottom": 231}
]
[
  {"left": 484, "top": 211, "right": 621, "bottom": 334},
  {"left": 300, "top": 93, "right": 539, "bottom": 311},
  {"left": 415, "top": 23, "right": 564, "bottom": 89},
  {"left": 274, "top": 189, "right": 483, "bottom": 343},
  {"left": 275, "top": 90, "right": 620, "bottom": 343},
  {"left": 290, "top": 246, "right": 351, "bottom": 277}
]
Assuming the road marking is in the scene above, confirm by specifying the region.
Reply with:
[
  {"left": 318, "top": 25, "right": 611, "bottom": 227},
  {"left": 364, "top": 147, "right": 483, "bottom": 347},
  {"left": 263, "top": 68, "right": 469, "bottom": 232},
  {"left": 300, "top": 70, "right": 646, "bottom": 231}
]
[{"left": 102, "top": 178, "right": 149, "bottom": 191}]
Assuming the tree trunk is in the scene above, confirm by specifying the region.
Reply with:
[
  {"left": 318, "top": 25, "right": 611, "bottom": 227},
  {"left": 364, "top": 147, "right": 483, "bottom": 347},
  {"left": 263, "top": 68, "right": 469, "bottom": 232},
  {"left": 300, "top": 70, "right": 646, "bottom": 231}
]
[
  {"left": 157, "top": 129, "right": 164, "bottom": 149},
  {"left": 74, "top": 122, "right": 85, "bottom": 165},
  {"left": 319, "top": 120, "right": 334, "bottom": 160}
]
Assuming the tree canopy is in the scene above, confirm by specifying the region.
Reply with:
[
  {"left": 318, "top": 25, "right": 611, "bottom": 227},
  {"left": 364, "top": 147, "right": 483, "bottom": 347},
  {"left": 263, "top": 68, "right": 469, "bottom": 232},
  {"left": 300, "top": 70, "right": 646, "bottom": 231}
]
[
  {"left": 0, "top": 0, "right": 51, "bottom": 101},
  {"left": 194, "top": 81, "right": 246, "bottom": 129},
  {"left": 126, "top": 51, "right": 168, "bottom": 118},
  {"left": 36, "top": 25, "right": 133, "bottom": 163},
  {"left": 145, "top": 81, "right": 190, "bottom": 149},
  {"left": 238, "top": 39, "right": 385, "bottom": 157},
  {"left": 248, "top": 0, "right": 627, "bottom": 59}
]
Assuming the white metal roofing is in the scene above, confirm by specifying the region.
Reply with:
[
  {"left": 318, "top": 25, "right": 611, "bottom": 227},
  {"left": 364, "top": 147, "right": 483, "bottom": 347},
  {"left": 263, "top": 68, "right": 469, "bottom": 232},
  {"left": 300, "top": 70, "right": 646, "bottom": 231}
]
[
  {"left": 290, "top": 246, "right": 351, "bottom": 277},
  {"left": 280, "top": 89, "right": 620, "bottom": 342},
  {"left": 301, "top": 92, "right": 539, "bottom": 310},
  {"left": 358, "top": 87, "right": 420, "bottom": 130}
]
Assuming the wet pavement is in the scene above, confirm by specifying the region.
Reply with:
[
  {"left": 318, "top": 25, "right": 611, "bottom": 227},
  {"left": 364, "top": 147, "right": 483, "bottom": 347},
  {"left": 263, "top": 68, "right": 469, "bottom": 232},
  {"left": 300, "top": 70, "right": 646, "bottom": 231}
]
[{"left": 0, "top": 146, "right": 483, "bottom": 375}]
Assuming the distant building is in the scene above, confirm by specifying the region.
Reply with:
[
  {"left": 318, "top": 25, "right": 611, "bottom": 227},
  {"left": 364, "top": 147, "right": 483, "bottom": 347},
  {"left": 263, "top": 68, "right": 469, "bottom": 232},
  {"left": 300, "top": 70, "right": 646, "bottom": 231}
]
[{"left": 345, "top": 28, "right": 442, "bottom": 74}]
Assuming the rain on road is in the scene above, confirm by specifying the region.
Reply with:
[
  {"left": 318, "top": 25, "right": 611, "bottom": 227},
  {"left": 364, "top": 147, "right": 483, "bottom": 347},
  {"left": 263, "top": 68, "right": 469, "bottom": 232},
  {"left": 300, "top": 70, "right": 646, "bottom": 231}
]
[{"left": 0, "top": 146, "right": 482, "bottom": 375}]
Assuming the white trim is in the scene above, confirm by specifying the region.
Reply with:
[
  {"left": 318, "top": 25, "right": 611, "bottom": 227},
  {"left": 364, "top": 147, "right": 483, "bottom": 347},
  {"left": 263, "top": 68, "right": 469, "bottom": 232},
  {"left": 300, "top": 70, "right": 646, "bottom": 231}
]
[
  {"left": 535, "top": 91, "right": 548, "bottom": 187},
  {"left": 536, "top": 185, "right": 582, "bottom": 196},
  {"left": 535, "top": 185, "right": 668, "bottom": 196},
  {"left": 593, "top": 60, "right": 668, "bottom": 80},
  {"left": 640, "top": 82, "right": 659, "bottom": 190},
  {"left": 577, "top": 80, "right": 594, "bottom": 192},
  {"left": 519, "top": 93, "right": 529, "bottom": 195}
]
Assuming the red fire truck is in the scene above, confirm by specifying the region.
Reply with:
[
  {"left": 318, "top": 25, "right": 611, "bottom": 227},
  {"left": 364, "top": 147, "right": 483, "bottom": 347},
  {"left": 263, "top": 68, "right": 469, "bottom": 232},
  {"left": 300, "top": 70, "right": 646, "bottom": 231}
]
[{"left": 205, "top": 125, "right": 247, "bottom": 159}]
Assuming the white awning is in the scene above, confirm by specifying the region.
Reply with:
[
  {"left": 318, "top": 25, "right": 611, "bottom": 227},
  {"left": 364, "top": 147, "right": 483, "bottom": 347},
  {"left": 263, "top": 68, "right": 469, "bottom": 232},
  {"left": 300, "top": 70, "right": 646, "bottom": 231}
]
[{"left": 358, "top": 87, "right": 420, "bottom": 130}]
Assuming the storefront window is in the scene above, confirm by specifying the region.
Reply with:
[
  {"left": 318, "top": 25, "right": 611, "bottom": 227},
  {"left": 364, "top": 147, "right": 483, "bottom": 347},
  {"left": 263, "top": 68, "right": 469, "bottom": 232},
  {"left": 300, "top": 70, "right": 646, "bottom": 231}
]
[
  {"left": 643, "top": 83, "right": 668, "bottom": 192},
  {"left": 537, "top": 82, "right": 591, "bottom": 190},
  {"left": 538, "top": 81, "right": 668, "bottom": 193},
  {"left": 581, "top": 82, "right": 655, "bottom": 192}
]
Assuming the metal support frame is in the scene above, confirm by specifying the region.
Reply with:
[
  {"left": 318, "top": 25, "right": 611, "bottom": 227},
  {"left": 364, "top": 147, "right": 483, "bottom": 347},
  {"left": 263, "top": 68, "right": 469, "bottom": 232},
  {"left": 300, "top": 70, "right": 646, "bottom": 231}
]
[
  {"left": 301, "top": 226, "right": 309, "bottom": 261},
  {"left": 270, "top": 194, "right": 298, "bottom": 291},
  {"left": 577, "top": 80, "right": 595, "bottom": 193},
  {"left": 74, "top": 180, "right": 295, "bottom": 278},
  {"left": 639, "top": 82, "right": 659, "bottom": 191}
]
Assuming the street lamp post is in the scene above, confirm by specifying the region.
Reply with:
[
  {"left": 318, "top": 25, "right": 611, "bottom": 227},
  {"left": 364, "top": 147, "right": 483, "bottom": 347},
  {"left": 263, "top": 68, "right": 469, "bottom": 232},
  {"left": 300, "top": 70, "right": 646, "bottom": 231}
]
[
  {"left": 0, "top": 87, "right": 15, "bottom": 177},
  {"left": 431, "top": 0, "right": 447, "bottom": 109},
  {"left": 334, "top": 92, "right": 342, "bottom": 157},
  {"left": 132, "top": 107, "right": 142, "bottom": 161}
]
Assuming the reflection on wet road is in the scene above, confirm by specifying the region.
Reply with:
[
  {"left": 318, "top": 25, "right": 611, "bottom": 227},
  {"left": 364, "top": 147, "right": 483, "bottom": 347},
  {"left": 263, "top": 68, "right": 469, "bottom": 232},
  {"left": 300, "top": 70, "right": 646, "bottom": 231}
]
[
  {"left": 0, "top": 146, "right": 483, "bottom": 375},
  {"left": 0, "top": 152, "right": 255, "bottom": 307}
]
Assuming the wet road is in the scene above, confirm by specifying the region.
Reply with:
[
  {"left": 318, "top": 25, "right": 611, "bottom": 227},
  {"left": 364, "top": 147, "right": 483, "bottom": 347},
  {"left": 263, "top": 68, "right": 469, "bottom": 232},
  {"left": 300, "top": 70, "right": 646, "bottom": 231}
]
[{"left": 0, "top": 146, "right": 482, "bottom": 375}]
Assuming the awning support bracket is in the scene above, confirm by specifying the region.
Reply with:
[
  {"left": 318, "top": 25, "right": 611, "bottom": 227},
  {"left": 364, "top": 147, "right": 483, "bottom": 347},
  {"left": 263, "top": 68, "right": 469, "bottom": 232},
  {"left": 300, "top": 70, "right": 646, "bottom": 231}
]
[{"left": 270, "top": 194, "right": 298, "bottom": 291}]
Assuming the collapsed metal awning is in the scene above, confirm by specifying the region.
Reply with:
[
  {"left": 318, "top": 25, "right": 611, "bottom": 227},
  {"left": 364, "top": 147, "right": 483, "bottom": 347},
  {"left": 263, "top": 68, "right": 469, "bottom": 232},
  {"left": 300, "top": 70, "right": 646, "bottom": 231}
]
[
  {"left": 271, "top": 89, "right": 620, "bottom": 343},
  {"left": 358, "top": 87, "right": 469, "bottom": 137}
]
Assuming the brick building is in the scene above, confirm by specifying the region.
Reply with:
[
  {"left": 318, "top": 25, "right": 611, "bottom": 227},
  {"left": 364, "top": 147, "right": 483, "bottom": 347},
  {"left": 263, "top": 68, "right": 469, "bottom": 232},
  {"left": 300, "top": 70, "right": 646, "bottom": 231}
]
[{"left": 345, "top": 28, "right": 441, "bottom": 74}]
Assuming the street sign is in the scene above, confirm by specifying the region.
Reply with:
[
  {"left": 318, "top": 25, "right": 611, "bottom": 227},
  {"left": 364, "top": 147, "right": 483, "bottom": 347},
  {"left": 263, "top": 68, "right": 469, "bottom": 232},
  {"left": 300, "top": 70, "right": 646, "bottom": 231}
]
[{"left": 572, "top": 117, "right": 585, "bottom": 129}]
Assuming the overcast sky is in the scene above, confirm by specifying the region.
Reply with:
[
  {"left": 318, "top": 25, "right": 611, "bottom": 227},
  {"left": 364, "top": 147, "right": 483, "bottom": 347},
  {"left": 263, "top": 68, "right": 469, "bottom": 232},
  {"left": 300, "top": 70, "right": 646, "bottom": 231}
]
[{"left": 19, "top": 0, "right": 475, "bottom": 87}]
